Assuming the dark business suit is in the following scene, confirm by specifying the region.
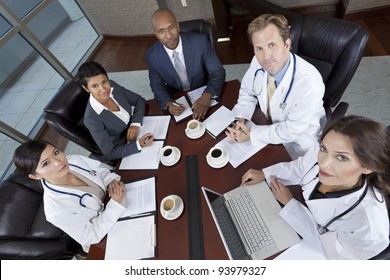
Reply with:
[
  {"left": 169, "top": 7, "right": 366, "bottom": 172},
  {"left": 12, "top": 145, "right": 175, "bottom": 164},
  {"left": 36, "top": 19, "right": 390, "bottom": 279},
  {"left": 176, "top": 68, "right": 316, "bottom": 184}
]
[
  {"left": 146, "top": 32, "right": 226, "bottom": 109},
  {"left": 84, "top": 80, "right": 145, "bottom": 160}
]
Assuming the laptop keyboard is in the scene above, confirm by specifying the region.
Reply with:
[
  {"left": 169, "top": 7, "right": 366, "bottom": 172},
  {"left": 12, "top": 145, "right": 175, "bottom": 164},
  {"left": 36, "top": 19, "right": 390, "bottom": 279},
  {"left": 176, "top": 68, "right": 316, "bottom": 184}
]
[
  {"left": 212, "top": 198, "right": 249, "bottom": 260},
  {"left": 228, "top": 191, "right": 275, "bottom": 252}
]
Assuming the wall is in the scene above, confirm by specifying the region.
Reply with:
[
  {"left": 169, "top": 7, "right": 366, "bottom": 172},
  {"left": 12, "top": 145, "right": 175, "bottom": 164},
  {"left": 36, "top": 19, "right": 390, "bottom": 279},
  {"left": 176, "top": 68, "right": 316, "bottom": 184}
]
[
  {"left": 77, "top": 0, "right": 390, "bottom": 36},
  {"left": 77, "top": 0, "right": 214, "bottom": 36},
  {"left": 345, "top": 0, "right": 390, "bottom": 13}
]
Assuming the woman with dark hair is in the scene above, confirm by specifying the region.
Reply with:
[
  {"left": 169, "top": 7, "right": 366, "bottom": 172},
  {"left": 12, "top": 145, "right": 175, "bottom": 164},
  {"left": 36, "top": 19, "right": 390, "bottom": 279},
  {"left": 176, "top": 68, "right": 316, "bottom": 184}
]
[
  {"left": 13, "top": 140, "right": 126, "bottom": 253},
  {"left": 241, "top": 115, "right": 390, "bottom": 259},
  {"left": 76, "top": 61, "right": 154, "bottom": 161}
]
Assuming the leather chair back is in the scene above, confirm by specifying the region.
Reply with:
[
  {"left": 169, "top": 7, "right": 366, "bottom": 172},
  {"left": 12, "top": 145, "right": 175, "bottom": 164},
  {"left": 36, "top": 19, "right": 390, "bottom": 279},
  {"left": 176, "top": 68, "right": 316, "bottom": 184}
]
[
  {"left": 44, "top": 80, "right": 101, "bottom": 154},
  {"left": 290, "top": 16, "right": 369, "bottom": 121},
  {"left": 179, "top": 19, "right": 215, "bottom": 49},
  {"left": 0, "top": 173, "right": 80, "bottom": 259}
]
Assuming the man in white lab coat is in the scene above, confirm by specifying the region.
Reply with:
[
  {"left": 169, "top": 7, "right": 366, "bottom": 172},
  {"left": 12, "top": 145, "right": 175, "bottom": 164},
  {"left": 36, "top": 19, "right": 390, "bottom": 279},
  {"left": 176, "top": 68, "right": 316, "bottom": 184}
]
[{"left": 226, "top": 14, "right": 326, "bottom": 159}]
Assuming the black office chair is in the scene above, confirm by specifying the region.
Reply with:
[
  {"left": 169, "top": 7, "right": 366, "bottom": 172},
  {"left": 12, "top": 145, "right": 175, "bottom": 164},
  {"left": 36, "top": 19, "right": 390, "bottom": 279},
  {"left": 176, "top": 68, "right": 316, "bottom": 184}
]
[
  {"left": 290, "top": 16, "right": 369, "bottom": 123},
  {"left": 179, "top": 19, "right": 216, "bottom": 49},
  {"left": 44, "top": 80, "right": 114, "bottom": 165}
]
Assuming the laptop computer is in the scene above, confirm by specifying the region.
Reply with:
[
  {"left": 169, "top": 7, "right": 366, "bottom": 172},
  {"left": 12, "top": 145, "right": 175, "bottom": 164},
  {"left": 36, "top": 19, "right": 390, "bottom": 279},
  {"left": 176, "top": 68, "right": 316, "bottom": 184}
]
[{"left": 202, "top": 181, "right": 300, "bottom": 260}]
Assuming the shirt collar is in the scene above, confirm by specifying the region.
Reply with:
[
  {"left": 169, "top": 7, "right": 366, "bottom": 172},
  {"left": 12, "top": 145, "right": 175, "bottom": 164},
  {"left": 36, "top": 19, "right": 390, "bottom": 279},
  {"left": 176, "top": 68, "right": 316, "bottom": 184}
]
[
  {"left": 164, "top": 36, "right": 183, "bottom": 58},
  {"left": 272, "top": 53, "right": 291, "bottom": 87},
  {"left": 89, "top": 87, "right": 114, "bottom": 115}
]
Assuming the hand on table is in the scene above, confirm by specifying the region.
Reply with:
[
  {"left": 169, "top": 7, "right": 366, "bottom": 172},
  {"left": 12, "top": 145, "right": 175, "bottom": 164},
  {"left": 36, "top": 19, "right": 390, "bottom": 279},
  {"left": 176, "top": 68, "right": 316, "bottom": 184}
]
[
  {"left": 127, "top": 125, "right": 140, "bottom": 142},
  {"left": 192, "top": 92, "right": 212, "bottom": 120},
  {"left": 241, "top": 169, "right": 265, "bottom": 186},
  {"left": 107, "top": 180, "right": 126, "bottom": 204},
  {"left": 139, "top": 133, "right": 154, "bottom": 148},
  {"left": 269, "top": 176, "right": 293, "bottom": 205}
]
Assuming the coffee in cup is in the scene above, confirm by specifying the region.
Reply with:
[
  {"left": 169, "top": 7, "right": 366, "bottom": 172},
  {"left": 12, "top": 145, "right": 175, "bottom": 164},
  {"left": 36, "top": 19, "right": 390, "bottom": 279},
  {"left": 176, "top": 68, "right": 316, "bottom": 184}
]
[
  {"left": 206, "top": 146, "right": 228, "bottom": 167},
  {"left": 160, "top": 145, "right": 180, "bottom": 165},
  {"left": 185, "top": 119, "right": 201, "bottom": 135},
  {"left": 160, "top": 195, "right": 184, "bottom": 220}
]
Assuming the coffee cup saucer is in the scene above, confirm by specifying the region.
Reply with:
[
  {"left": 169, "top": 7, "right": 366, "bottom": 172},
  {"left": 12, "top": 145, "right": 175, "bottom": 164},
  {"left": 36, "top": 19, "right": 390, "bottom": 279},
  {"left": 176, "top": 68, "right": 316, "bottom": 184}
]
[
  {"left": 185, "top": 123, "right": 206, "bottom": 139},
  {"left": 161, "top": 195, "right": 184, "bottom": 221},
  {"left": 206, "top": 151, "right": 230, "bottom": 169},
  {"left": 161, "top": 147, "right": 181, "bottom": 166}
]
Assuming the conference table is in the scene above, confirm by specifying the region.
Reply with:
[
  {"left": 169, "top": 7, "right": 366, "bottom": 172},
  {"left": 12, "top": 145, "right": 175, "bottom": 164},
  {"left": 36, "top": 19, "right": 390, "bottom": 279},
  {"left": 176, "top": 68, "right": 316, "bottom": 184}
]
[{"left": 87, "top": 79, "right": 292, "bottom": 260}]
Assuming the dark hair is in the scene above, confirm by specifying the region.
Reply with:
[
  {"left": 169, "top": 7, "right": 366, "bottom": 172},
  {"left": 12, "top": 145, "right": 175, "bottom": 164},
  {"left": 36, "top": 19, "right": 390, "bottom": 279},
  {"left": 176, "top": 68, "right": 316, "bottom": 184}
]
[
  {"left": 75, "top": 61, "right": 108, "bottom": 87},
  {"left": 247, "top": 14, "right": 290, "bottom": 46},
  {"left": 13, "top": 140, "right": 51, "bottom": 175},
  {"left": 321, "top": 115, "right": 390, "bottom": 195}
]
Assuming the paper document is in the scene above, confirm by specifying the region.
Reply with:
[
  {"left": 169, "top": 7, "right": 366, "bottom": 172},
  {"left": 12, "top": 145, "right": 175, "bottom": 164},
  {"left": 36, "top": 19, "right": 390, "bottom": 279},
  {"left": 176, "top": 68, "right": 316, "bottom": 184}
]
[
  {"left": 138, "top": 115, "right": 170, "bottom": 140},
  {"left": 173, "top": 86, "right": 217, "bottom": 122},
  {"left": 105, "top": 215, "right": 156, "bottom": 260},
  {"left": 275, "top": 240, "right": 326, "bottom": 260},
  {"left": 119, "top": 140, "right": 163, "bottom": 170},
  {"left": 121, "top": 177, "right": 156, "bottom": 218},
  {"left": 216, "top": 123, "right": 266, "bottom": 168},
  {"left": 203, "top": 105, "right": 235, "bottom": 138}
]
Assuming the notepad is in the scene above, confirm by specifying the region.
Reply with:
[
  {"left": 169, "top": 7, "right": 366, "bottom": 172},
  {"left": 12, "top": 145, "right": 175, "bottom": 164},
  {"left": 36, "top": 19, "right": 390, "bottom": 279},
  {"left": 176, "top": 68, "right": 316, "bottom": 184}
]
[
  {"left": 203, "top": 105, "right": 235, "bottom": 138},
  {"left": 105, "top": 215, "right": 156, "bottom": 260},
  {"left": 105, "top": 177, "right": 157, "bottom": 260}
]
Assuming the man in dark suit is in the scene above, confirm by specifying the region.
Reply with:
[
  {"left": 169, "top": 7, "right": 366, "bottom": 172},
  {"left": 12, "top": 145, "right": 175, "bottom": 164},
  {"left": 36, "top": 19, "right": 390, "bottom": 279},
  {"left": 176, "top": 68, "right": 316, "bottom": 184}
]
[{"left": 146, "top": 8, "right": 226, "bottom": 120}]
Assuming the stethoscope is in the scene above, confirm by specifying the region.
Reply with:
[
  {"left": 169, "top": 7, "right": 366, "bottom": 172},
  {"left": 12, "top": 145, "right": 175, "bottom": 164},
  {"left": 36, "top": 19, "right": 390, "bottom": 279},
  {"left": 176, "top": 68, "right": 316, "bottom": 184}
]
[
  {"left": 252, "top": 53, "right": 297, "bottom": 111},
  {"left": 299, "top": 162, "right": 369, "bottom": 235},
  {"left": 42, "top": 164, "right": 103, "bottom": 212}
]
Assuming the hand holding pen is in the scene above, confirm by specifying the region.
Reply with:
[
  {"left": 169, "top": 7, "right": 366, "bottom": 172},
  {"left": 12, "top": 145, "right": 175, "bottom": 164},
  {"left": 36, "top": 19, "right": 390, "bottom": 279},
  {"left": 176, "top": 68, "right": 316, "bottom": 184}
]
[
  {"left": 139, "top": 133, "right": 154, "bottom": 148},
  {"left": 225, "top": 120, "right": 250, "bottom": 142},
  {"left": 168, "top": 101, "right": 185, "bottom": 116}
]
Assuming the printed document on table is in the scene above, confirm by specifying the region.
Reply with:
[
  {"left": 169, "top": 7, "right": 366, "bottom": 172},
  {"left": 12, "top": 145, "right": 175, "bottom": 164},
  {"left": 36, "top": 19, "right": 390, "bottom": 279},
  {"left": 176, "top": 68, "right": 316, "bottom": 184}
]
[
  {"left": 138, "top": 115, "right": 170, "bottom": 140},
  {"left": 121, "top": 177, "right": 156, "bottom": 218},
  {"left": 216, "top": 123, "right": 266, "bottom": 168},
  {"left": 119, "top": 140, "right": 163, "bottom": 170},
  {"left": 203, "top": 105, "right": 235, "bottom": 138},
  {"left": 105, "top": 215, "right": 155, "bottom": 260}
]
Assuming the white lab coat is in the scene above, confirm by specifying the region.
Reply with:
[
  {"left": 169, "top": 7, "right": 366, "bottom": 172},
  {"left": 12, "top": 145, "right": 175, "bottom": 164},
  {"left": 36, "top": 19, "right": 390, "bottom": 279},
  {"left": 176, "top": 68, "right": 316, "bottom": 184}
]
[
  {"left": 231, "top": 53, "right": 326, "bottom": 159},
  {"left": 42, "top": 155, "right": 126, "bottom": 253},
  {"left": 263, "top": 145, "right": 390, "bottom": 259}
]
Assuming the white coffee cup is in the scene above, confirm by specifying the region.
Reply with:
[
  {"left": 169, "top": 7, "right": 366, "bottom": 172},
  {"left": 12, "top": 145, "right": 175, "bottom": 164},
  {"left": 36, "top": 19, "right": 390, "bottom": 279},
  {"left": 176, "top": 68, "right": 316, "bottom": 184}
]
[
  {"left": 160, "top": 195, "right": 183, "bottom": 220},
  {"left": 206, "top": 146, "right": 226, "bottom": 165},
  {"left": 185, "top": 119, "right": 201, "bottom": 135},
  {"left": 160, "top": 145, "right": 179, "bottom": 164}
]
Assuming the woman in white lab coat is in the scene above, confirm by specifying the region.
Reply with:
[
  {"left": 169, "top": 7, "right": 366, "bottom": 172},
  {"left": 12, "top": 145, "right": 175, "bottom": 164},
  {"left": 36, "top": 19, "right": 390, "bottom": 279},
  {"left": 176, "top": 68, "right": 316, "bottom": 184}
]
[
  {"left": 227, "top": 14, "right": 325, "bottom": 159},
  {"left": 241, "top": 116, "right": 390, "bottom": 259},
  {"left": 13, "top": 141, "right": 126, "bottom": 253}
]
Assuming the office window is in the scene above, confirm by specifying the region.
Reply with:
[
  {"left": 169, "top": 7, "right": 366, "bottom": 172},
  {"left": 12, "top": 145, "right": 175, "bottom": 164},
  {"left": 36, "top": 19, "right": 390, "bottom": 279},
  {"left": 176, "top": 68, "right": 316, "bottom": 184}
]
[{"left": 0, "top": 0, "right": 101, "bottom": 180}]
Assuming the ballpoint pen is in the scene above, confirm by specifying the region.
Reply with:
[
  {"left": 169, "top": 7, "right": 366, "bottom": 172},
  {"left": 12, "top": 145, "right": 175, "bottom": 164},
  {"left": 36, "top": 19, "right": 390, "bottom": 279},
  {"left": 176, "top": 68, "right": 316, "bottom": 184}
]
[
  {"left": 171, "top": 102, "right": 181, "bottom": 107},
  {"left": 144, "top": 136, "right": 151, "bottom": 145}
]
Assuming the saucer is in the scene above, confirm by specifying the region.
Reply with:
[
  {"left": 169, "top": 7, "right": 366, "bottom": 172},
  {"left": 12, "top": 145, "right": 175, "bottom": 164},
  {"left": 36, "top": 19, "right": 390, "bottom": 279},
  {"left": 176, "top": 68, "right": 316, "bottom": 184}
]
[
  {"left": 161, "top": 147, "right": 181, "bottom": 166},
  {"left": 206, "top": 151, "right": 230, "bottom": 169},
  {"left": 161, "top": 196, "right": 184, "bottom": 221},
  {"left": 185, "top": 123, "right": 206, "bottom": 139}
]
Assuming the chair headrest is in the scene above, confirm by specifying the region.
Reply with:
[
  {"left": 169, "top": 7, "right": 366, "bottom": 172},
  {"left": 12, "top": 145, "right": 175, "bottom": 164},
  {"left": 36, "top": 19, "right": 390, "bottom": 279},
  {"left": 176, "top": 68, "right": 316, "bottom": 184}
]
[{"left": 44, "top": 80, "right": 89, "bottom": 122}]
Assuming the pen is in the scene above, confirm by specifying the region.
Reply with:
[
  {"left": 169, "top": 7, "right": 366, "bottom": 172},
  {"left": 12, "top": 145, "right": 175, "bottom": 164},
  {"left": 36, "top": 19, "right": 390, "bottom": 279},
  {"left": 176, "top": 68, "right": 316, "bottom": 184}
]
[
  {"left": 144, "top": 136, "right": 151, "bottom": 145},
  {"left": 171, "top": 102, "right": 181, "bottom": 107}
]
